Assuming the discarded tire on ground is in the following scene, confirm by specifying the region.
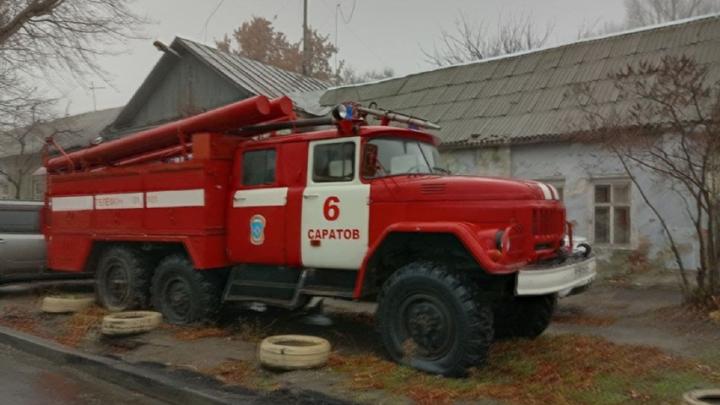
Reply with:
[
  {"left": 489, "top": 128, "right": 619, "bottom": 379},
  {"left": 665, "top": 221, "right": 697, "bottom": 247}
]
[
  {"left": 683, "top": 389, "right": 720, "bottom": 405},
  {"left": 101, "top": 311, "right": 162, "bottom": 336},
  {"left": 258, "top": 335, "right": 331, "bottom": 370},
  {"left": 40, "top": 295, "right": 95, "bottom": 313}
]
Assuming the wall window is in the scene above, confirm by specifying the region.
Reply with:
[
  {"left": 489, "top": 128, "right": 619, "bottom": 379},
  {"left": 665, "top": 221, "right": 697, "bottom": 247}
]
[
  {"left": 594, "top": 183, "right": 631, "bottom": 245},
  {"left": 242, "top": 149, "right": 276, "bottom": 186},
  {"left": 313, "top": 142, "right": 355, "bottom": 182}
]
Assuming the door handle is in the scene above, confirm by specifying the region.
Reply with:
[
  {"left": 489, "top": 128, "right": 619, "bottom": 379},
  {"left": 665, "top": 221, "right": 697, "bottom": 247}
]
[
  {"left": 0, "top": 239, "right": 5, "bottom": 244},
  {"left": 234, "top": 196, "right": 246, "bottom": 202},
  {"left": 303, "top": 194, "right": 319, "bottom": 199}
]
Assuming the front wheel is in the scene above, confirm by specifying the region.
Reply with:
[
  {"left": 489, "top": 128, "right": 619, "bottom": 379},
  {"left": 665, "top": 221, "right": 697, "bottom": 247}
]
[
  {"left": 376, "top": 261, "right": 493, "bottom": 377},
  {"left": 151, "top": 255, "right": 224, "bottom": 324}
]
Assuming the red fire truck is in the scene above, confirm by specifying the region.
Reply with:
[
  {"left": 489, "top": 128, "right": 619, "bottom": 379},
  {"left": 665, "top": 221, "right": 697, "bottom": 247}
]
[{"left": 43, "top": 95, "right": 595, "bottom": 376}]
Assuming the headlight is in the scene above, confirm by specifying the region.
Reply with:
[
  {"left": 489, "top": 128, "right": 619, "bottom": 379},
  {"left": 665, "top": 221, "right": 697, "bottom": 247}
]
[{"left": 495, "top": 230, "right": 510, "bottom": 252}]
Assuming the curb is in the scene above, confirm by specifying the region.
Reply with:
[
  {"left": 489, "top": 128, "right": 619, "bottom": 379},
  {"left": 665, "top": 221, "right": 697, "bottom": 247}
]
[{"left": 0, "top": 325, "right": 350, "bottom": 405}]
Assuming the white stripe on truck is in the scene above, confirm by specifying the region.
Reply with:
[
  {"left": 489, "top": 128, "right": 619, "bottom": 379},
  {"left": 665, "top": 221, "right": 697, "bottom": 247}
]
[
  {"left": 146, "top": 189, "right": 205, "bottom": 208},
  {"left": 233, "top": 188, "right": 288, "bottom": 207},
  {"left": 51, "top": 196, "right": 94, "bottom": 212},
  {"left": 49, "top": 189, "right": 205, "bottom": 211}
]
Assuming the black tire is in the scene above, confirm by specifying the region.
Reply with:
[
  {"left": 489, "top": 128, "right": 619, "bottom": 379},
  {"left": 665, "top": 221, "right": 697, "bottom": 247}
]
[
  {"left": 151, "top": 254, "right": 224, "bottom": 325},
  {"left": 376, "top": 261, "right": 493, "bottom": 377},
  {"left": 493, "top": 294, "right": 556, "bottom": 340},
  {"left": 95, "top": 246, "right": 154, "bottom": 312}
]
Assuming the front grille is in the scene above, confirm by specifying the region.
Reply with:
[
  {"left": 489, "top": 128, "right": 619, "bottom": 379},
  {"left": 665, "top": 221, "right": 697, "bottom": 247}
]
[{"left": 532, "top": 208, "right": 564, "bottom": 236}]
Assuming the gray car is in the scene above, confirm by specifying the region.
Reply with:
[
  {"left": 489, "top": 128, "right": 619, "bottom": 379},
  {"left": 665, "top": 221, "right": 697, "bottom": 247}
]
[{"left": 0, "top": 201, "right": 46, "bottom": 276}]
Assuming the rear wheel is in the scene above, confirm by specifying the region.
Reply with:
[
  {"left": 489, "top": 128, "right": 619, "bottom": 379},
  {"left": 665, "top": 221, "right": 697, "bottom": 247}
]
[
  {"left": 95, "top": 246, "right": 153, "bottom": 312},
  {"left": 151, "top": 255, "right": 224, "bottom": 324},
  {"left": 376, "top": 261, "right": 493, "bottom": 377},
  {"left": 493, "top": 294, "right": 556, "bottom": 339}
]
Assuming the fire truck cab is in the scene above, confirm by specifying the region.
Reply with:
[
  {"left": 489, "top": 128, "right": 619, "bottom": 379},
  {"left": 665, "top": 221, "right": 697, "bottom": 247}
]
[{"left": 43, "top": 96, "right": 595, "bottom": 376}]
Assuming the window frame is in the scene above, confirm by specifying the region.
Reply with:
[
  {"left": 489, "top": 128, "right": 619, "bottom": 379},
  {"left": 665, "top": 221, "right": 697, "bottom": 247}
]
[
  {"left": 592, "top": 180, "right": 632, "bottom": 247},
  {"left": 241, "top": 148, "right": 278, "bottom": 188},
  {"left": 310, "top": 140, "right": 357, "bottom": 184}
]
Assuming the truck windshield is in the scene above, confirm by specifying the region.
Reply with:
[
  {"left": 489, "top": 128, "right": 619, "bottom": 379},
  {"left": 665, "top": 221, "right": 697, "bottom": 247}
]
[{"left": 363, "top": 138, "right": 447, "bottom": 178}]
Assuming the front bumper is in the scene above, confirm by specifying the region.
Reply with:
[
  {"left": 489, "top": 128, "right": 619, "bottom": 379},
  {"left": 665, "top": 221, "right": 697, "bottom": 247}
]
[{"left": 515, "top": 256, "right": 596, "bottom": 297}]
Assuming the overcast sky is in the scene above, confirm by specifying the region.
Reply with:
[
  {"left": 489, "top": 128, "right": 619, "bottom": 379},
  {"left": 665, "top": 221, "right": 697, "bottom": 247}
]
[{"left": 56, "top": 0, "right": 626, "bottom": 115}]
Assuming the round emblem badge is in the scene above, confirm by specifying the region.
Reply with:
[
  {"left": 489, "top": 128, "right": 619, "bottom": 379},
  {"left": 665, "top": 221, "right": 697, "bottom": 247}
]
[{"left": 249, "top": 214, "right": 266, "bottom": 245}]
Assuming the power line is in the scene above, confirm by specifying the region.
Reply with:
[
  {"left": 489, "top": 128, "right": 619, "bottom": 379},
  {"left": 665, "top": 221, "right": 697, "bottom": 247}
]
[
  {"left": 201, "top": 0, "right": 226, "bottom": 42},
  {"left": 322, "top": 0, "right": 385, "bottom": 66},
  {"left": 338, "top": 0, "right": 356, "bottom": 24}
]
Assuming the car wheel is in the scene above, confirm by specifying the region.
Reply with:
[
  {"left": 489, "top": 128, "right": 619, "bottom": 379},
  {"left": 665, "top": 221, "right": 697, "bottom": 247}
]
[{"left": 376, "top": 261, "right": 493, "bottom": 377}]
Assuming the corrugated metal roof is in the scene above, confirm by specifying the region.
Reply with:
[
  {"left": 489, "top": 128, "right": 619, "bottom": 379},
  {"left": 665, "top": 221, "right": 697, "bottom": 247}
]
[
  {"left": 108, "top": 37, "right": 331, "bottom": 132},
  {"left": 321, "top": 14, "right": 720, "bottom": 147},
  {"left": 177, "top": 38, "right": 329, "bottom": 98}
]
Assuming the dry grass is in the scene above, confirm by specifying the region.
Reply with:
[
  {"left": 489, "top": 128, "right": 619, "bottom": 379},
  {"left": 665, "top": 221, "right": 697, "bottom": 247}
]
[
  {"left": 56, "top": 306, "right": 107, "bottom": 347},
  {"left": 0, "top": 305, "right": 40, "bottom": 335},
  {"left": 173, "top": 326, "right": 231, "bottom": 341},
  {"left": 201, "top": 360, "right": 283, "bottom": 393},
  {"left": 232, "top": 317, "right": 274, "bottom": 343},
  {"left": 202, "top": 360, "right": 258, "bottom": 385},
  {"left": 328, "top": 334, "right": 720, "bottom": 405}
]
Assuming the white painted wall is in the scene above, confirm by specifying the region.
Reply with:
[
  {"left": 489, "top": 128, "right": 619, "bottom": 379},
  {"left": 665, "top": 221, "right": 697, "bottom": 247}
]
[{"left": 442, "top": 141, "right": 700, "bottom": 269}]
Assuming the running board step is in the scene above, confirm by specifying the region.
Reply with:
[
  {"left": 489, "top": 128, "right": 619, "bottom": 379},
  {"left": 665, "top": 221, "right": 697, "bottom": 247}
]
[{"left": 222, "top": 266, "right": 356, "bottom": 306}]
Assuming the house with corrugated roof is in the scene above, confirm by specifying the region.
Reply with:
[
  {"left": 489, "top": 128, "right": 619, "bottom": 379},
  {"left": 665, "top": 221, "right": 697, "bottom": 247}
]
[
  {"left": 0, "top": 107, "right": 122, "bottom": 200},
  {"left": 321, "top": 15, "right": 720, "bottom": 269},
  {"left": 103, "top": 37, "right": 331, "bottom": 138}
]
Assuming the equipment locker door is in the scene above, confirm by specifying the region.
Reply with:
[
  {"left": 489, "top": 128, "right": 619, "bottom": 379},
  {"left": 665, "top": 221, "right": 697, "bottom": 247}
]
[
  {"left": 301, "top": 137, "right": 370, "bottom": 270},
  {"left": 227, "top": 147, "right": 288, "bottom": 264}
]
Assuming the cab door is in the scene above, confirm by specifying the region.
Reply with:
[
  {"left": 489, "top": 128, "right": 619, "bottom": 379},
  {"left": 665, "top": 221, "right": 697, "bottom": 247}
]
[
  {"left": 301, "top": 137, "right": 370, "bottom": 269},
  {"left": 227, "top": 147, "right": 288, "bottom": 264}
]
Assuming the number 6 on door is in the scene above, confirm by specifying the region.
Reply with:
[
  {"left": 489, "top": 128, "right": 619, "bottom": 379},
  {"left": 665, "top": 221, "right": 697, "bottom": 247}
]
[{"left": 323, "top": 197, "right": 340, "bottom": 221}]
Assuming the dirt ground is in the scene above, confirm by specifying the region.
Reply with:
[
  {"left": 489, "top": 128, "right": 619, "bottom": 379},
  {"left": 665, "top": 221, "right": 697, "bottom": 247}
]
[{"left": 0, "top": 277, "right": 718, "bottom": 405}]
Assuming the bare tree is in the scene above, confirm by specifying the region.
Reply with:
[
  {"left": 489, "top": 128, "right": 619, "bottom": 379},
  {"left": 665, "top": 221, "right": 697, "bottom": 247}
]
[
  {"left": 422, "top": 13, "right": 554, "bottom": 67},
  {"left": 572, "top": 56, "right": 720, "bottom": 307},
  {"left": 339, "top": 67, "right": 395, "bottom": 85},
  {"left": 0, "top": 0, "right": 145, "bottom": 80},
  {"left": 0, "top": 100, "right": 52, "bottom": 199},
  {"left": 579, "top": 0, "right": 720, "bottom": 38},
  {"left": 625, "top": 0, "right": 720, "bottom": 27},
  {"left": 0, "top": 0, "right": 145, "bottom": 198}
]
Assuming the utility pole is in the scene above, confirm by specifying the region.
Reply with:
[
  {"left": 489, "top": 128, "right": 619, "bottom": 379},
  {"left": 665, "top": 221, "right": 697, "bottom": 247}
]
[
  {"left": 302, "top": 0, "right": 309, "bottom": 76},
  {"left": 89, "top": 81, "right": 106, "bottom": 111}
]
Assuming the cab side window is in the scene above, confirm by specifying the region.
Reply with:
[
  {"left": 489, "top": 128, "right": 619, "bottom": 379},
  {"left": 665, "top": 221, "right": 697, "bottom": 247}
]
[
  {"left": 313, "top": 142, "right": 355, "bottom": 183},
  {"left": 243, "top": 149, "right": 276, "bottom": 186}
]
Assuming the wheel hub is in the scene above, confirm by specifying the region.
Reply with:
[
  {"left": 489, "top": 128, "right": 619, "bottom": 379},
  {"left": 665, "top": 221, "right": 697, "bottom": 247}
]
[
  {"left": 400, "top": 295, "right": 453, "bottom": 359},
  {"left": 164, "top": 278, "right": 191, "bottom": 318},
  {"left": 105, "top": 262, "right": 130, "bottom": 306}
]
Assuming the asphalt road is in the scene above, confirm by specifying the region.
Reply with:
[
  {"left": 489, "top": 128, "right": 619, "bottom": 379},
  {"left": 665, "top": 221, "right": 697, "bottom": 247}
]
[{"left": 0, "top": 343, "right": 166, "bottom": 405}]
